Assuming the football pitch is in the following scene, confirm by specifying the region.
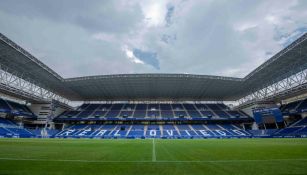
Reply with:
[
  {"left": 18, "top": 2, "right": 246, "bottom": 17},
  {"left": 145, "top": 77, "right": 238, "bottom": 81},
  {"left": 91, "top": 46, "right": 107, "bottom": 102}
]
[{"left": 0, "top": 138, "right": 307, "bottom": 175}]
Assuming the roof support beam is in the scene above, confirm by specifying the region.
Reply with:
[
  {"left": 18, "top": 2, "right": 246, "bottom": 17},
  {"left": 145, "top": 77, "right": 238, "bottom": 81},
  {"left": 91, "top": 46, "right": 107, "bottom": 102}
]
[
  {"left": 0, "top": 63, "right": 69, "bottom": 104},
  {"left": 238, "top": 68, "right": 307, "bottom": 105}
]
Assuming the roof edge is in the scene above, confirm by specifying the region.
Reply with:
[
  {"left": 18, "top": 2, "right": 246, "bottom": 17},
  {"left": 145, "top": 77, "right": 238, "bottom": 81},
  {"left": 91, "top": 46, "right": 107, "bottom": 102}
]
[
  {"left": 64, "top": 73, "right": 243, "bottom": 82},
  {"left": 243, "top": 32, "right": 307, "bottom": 80},
  {"left": 0, "top": 33, "right": 64, "bottom": 81}
]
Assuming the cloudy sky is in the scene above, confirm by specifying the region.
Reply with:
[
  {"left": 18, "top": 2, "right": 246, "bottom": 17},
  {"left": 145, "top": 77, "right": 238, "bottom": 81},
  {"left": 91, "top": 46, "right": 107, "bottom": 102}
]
[{"left": 0, "top": 0, "right": 307, "bottom": 78}]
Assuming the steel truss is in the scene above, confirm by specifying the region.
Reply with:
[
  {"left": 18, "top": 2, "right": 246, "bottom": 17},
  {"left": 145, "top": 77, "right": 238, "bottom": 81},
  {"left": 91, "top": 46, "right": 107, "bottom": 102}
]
[
  {"left": 238, "top": 68, "right": 307, "bottom": 105},
  {"left": 0, "top": 64, "right": 69, "bottom": 104}
]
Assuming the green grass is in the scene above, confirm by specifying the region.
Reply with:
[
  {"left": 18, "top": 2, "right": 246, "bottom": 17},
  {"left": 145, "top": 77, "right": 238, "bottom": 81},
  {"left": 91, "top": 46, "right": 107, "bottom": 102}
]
[{"left": 0, "top": 138, "right": 307, "bottom": 175}]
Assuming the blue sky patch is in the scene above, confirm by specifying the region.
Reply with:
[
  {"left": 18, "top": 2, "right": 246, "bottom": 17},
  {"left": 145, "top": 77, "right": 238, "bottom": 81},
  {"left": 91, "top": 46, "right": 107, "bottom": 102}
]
[{"left": 133, "top": 48, "right": 160, "bottom": 70}]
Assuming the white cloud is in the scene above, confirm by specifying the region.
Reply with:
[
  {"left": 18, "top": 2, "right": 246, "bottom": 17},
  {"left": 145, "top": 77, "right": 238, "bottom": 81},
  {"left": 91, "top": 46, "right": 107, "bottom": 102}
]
[
  {"left": 91, "top": 33, "right": 117, "bottom": 43},
  {"left": 265, "top": 15, "right": 280, "bottom": 25},
  {"left": 122, "top": 46, "right": 144, "bottom": 64},
  {"left": 139, "top": 0, "right": 173, "bottom": 27},
  {"left": 235, "top": 22, "right": 258, "bottom": 32},
  {"left": 143, "top": 3, "right": 165, "bottom": 27}
]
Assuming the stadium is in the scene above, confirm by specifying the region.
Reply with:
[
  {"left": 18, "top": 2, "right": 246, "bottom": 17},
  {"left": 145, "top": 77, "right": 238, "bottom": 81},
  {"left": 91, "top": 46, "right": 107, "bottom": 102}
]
[{"left": 1, "top": 1, "right": 307, "bottom": 175}]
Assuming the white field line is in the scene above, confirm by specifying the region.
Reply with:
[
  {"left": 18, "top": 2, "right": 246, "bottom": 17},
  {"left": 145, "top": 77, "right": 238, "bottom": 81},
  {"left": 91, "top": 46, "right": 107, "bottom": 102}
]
[
  {"left": 152, "top": 138, "right": 156, "bottom": 162},
  {"left": 0, "top": 157, "right": 307, "bottom": 163}
]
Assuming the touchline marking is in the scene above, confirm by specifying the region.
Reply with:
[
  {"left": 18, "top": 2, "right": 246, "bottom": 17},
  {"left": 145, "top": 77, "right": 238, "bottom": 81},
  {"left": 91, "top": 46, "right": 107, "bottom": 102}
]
[
  {"left": 152, "top": 138, "right": 156, "bottom": 162},
  {"left": 0, "top": 157, "right": 307, "bottom": 163}
]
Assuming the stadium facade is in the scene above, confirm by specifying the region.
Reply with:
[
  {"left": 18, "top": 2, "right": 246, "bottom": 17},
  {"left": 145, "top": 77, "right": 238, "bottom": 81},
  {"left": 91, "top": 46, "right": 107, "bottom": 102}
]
[{"left": 1, "top": 32, "right": 307, "bottom": 139}]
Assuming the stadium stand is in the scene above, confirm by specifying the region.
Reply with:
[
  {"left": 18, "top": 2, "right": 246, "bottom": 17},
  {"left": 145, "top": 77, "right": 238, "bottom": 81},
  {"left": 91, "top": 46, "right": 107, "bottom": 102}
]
[
  {"left": 0, "top": 98, "right": 36, "bottom": 118},
  {"left": 281, "top": 98, "right": 307, "bottom": 115},
  {"left": 0, "top": 99, "right": 11, "bottom": 113},
  {"left": 1, "top": 111, "right": 307, "bottom": 139},
  {"left": 53, "top": 124, "right": 251, "bottom": 139},
  {"left": 0, "top": 118, "right": 35, "bottom": 138},
  {"left": 292, "top": 118, "right": 307, "bottom": 127},
  {"left": 54, "top": 103, "right": 250, "bottom": 121}
]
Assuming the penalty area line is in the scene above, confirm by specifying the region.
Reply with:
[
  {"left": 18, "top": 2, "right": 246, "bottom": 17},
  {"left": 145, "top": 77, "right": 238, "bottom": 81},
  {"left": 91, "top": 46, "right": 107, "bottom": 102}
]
[
  {"left": 152, "top": 138, "right": 156, "bottom": 162},
  {"left": 0, "top": 157, "right": 307, "bottom": 163}
]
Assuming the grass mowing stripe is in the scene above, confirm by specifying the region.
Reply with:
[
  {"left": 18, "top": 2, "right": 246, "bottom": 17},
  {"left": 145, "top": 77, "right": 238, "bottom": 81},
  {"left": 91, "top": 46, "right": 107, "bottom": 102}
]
[
  {"left": 1, "top": 157, "right": 307, "bottom": 163},
  {"left": 152, "top": 138, "right": 156, "bottom": 162},
  {"left": 1, "top": 138, "right": 307, "bottom": 175}
]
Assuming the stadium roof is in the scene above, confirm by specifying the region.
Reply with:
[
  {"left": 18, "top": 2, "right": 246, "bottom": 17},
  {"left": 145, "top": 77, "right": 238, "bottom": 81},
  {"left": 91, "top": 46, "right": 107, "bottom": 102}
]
[{"left": 1, "top": 33, "right": 307, "bottom": 101}]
